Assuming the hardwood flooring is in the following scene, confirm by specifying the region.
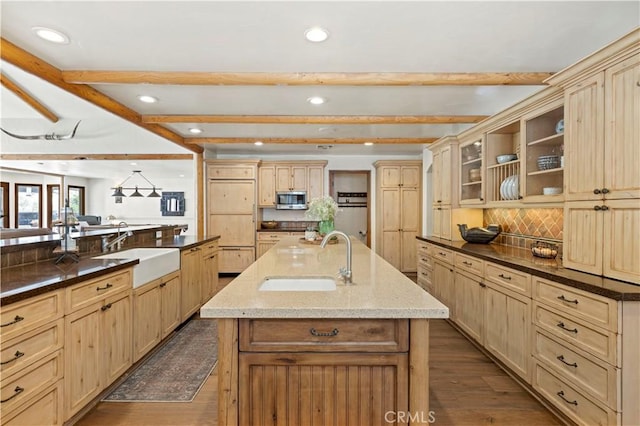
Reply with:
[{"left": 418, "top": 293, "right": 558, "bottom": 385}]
[{"left": 78, "top": 276, "right": 561, "bottom": 425}]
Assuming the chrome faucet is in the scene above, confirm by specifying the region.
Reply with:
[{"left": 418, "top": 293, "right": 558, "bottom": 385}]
[
  {"left": 320, "top": 230, "right": 353, "bottom": 284},
  {"left": 102, "top": 229, "right": 133, "bottom": 252}
]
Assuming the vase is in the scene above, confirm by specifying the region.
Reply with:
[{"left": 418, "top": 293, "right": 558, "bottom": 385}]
[{"left": 318, "top": 219, "right": 334, "bottom": 236}]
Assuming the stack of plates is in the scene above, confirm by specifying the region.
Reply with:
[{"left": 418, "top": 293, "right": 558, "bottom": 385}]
[{"left": 499, "top": 175, "right": 519, "bottom": 200}]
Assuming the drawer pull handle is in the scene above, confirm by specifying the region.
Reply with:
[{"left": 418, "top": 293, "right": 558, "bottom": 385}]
[
  {"left": 421, "top": 272, "right": 428, "bottom": 276},
  {"left": 498, "top": 274, "right": 511, "bottom": 280},
  {"left": 556, "top": 390, "right": 578, "bottom": 406},
  {"left": 159, "top": 282, "right": 167, "bottom": 288},
  {"left": 438, "top": 252, "right": 447, "bottom": 257},
  {"left": 557, "top": 295, "right": 579, "bottom": 304},
  {"left": 556, "top": 355, "right": 578, "bottom": 368},
  {"left": 463, "top": 261, "right": 472, "bottom": 266},
  {"left": 1, "top": 351, "right": 25, "bottom": 365},
  {"left": 0, "top": 315, "right": 24, "bottom": 328},
  {"left": 557, "top": 322, "right": 578, "bottom": 334},
  {"left": 1, "top": 386, "right": 24, "bottom": 403},
  {"left": 101, "top": 303, "right": 113, "bottom": 311},
  {"left": 309, "top": 328, "right": 339, "bottom": 337},
  {"left": 96, "top": 283, "right": 113, "bottom": 291},
  {"left": 479, "top": 282, "right": 486, "bottom": 288}
]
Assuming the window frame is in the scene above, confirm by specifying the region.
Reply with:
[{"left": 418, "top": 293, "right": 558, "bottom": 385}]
[
  {"left": 67, "top": 185, "right": 86, "bottom": 215},
  {"left": 14, "top": 183, "right": 43, "bottom": 228},
  {"left": 47, "top": 184, "right": 61, "bottom": 228},
  {"left": 1, "top": 181, "right": 9, "bottom": 228}
]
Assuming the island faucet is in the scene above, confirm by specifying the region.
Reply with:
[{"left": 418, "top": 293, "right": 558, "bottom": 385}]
[
  {"left": 102, "top": 222, "right": 132, "bottom": 252},
  {"left": 320, "top": 230, "right": 353, "bottom": 284}
]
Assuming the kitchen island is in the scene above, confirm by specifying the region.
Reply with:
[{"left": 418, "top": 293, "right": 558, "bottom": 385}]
[{"left": 201, "top": 236, "right": 448, "bottom": 425}]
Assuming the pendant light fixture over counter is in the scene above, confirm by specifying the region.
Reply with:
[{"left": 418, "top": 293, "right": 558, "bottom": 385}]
[{"left": 111, "top": 170, "right": 161, "bottom": 198}]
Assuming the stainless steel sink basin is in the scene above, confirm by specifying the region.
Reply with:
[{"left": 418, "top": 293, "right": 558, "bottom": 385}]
[
  {"left": 259, "top": 276, "right": 336, "bottom": 291},
  {"left": 93, "top": 248, "right": 180, "bottom": 288}
]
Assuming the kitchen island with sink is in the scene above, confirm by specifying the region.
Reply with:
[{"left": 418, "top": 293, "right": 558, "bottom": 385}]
[{"left": 201, "top": 236, "right": 448, "bottom": 425}]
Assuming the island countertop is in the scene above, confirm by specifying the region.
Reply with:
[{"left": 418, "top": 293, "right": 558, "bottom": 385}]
[{"left": 201, "top": 236, "right": 449, "bottom": 319}]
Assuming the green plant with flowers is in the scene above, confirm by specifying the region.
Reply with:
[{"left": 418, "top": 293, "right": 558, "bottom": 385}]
[{"left": 305, "top": 196, "right": 339, "bottom": 221}]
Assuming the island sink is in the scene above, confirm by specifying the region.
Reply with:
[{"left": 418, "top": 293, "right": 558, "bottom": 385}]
[
  {"left": 93, "top": 248, "right": 180, "bottom": 288},
  {"left": 259, "top": 276, "right": 336, "bottom": 291}
]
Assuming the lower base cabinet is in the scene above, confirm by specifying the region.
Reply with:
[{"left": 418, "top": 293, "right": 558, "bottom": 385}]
[
  {"left": 454, "top": 269, "right": 485, "bottom": 344},
  {"left": 1, "top": 380, "right": 63, "bottom": 426},
  {"left": 433, "top": 260, "right": 455, "bottom": 320}
]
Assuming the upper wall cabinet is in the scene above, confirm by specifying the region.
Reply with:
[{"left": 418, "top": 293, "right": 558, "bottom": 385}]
[
  {"left": 258, "top": 161, "right": 327, "bottom": 207},
  {"left": 458, "top": 136, "right": 484, "bottom": 205},
  {"left": 485, "top": 120, "right": 521, "bottom": 203}
]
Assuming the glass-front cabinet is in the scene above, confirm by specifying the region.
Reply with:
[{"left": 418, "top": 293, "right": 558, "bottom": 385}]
[
  {"left": 522, "top": 101, "right": 564, "bottom": 202},
  {"left": 458, "top": 137, "right": 484, "bottom": 205}
]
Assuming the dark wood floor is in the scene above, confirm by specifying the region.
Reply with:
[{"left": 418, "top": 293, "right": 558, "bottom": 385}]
[{"left": 78, "top": 277, "right": 561, "bottom": 425}]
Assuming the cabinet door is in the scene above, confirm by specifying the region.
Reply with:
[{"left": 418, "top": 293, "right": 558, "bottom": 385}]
[
  {"left": 180, "top": 248, "right": 202, "bottom": 322},
  {"left": 604, "top": 54, "right": 640, "bottom": 200},
  {"left": 401, "top": 165, "right": 421, "bottom": 188},
  {"left": 432, "top": 151, "right": 442, "bottom": 205},
  {"left": 399, "top": 187, "right": 420, "bottom": 272},
  {"left": 208, "top": 180, "right": 255, "bottom": 214},
  {"left": 201, "top": 250, "right": 219, "bottom": 303},
  {"left": 258, "top": 166, "right": 276, "bottom": 207},
  {"left": 379, "top": 188, "right": 400, "bottom": 269},
  {"left": 433, "top": 261, "right": 454, "bottom": 318},
  {"left": 484, "top": 283, "right": 531, "bottom": 381},
  {"left": 291, "top": 166, "right": 306, "bottom": 191},
  {"left": 65, "top": 306, "right": 102, "bottom": 417},
  {"left": 208, "top": 214, "right": 255, "bottom": 246},
  {"left": 564, "top": 73, "right": 605, "bottom": 201},
  {"left": 102, "top": 292, "right": 132, "bottom": 386},
  {"left": 133, "top": 282, "right": 161, "bottom": 362},
  {"left": 454, "top": 270, "right": 485, "bottom": 344},
  {"left": 257, "top": 241, "right": 276, "bottom": 258},
  {"left": 563, "top": 201, "right": 604, "bottom": 276},
  {"left": 440, "top": 146, "right": 452, "bottom": 205},
  {"left": 275, "top": 166, "right": 292, "bottom": 191},
  {"left": 307, "top": 165, "right": 324, "bottom": 201},
  {"left": 603, "top": 199, "right": 640, "bottom": 284},
  {"left": 379, "top": 165, "right": 401, "bottom": 188},
  {"left": 161, "top": 273, "right": 182, "bottom": 339}
]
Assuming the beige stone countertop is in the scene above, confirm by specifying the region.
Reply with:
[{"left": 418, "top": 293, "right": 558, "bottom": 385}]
[{"left": 201, "top": 236, "right": 449, "bottom": 319}]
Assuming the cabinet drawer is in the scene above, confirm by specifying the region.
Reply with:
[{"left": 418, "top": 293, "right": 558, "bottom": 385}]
[
  {"left": 0, "top": 350, "right": 63, "bottom": 416},
  {"left": 417, "top": 252, "right": 432, "bottom": 271},
  {"left": 417, "top": 268, "right": 433, "bottom": 293},
  {"left": 417, "top": 242, "right": 431, "bottom": 257},
  {"left": 0, "top": 290, "right": 64, "bottom": 343},
  {"left": 485, "top": 263, "right": 531, "bottom": 296},
  {"left": 431, "top": 247, "right": 453, "bottom": 264},
  {"left": 207, "top": 164, "right": 256, "bottom": 179},
  {"left": 219, "top": 247, "right": 254, "bottom": 273},
  {"left": 534, "top": 278, "right": 618, "bottom": 333},
  {"left": 66, "top": 270, "right": 132, "bottom": 313},
  {"left": 533, "top": 303, "right": 618, "bottom": 366},
  {"left": 1, "top": 380, "right": 63, "bottom": 426},
  {"left": 257, "top": 232, "right": 285, "bottom": 241},
  {"left": 533, "top": 361, "right": 618, "bottom": 426},
  {"left": 533, "top": 328, "right": 619, "bottom": 410},
  {"left": 239, "top": 319, "right": 409, "bottom": 352},
  {"left": 1, "top": 319, "right": 64, "bottom": 381},
  {"left": 455, "top": 253, "right": 484, "bottom": 276}
]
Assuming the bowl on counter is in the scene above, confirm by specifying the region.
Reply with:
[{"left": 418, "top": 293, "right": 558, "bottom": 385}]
[
  {"left": 537, "top": 155, "right": 561, "bottom": 170},
  {"left": 543, "top": 187, "right": 562, "bottom": 195},
  {"left": 496, "top": 154, "right": 517, "bottom": 164},
  {"left": 261, "top": 221, "right": 279, "bottom": 229}
]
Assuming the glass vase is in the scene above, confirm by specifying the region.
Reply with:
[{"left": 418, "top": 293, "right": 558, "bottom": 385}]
[{"left": 318, "top": 219, "right": 334, "bottom": 236}]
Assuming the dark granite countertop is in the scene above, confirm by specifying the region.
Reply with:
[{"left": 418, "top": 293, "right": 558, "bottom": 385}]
[
  {"left": 417, "top": 236, "right": 640, "bottom": 301},
  {"left": 0, "top": 235, "right": 221, "bottom": 305}
]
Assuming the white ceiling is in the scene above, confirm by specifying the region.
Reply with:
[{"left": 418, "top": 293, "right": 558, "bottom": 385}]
[{"left": 1, "top": 1, "right": 638, "bottom": 179}]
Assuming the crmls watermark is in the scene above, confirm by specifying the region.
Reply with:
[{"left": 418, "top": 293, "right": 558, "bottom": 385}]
[{"left": 385, "top": 410, "right": 436, "bottom": 424}]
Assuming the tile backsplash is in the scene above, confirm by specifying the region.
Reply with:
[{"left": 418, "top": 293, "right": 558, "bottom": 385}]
[{"left": 484, "top": 208, "right": 563, "bottom": 251}]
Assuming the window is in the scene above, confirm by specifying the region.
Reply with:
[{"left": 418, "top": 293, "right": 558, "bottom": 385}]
[
  {"left": 1, "top": 182, "right": 8, "bottom": 228},
  {"left": 68, "top": 185, "right": 85, "bottom": 215},
  {"left": 15, "top": 183, "right": 43, "bottom": 228},
  {"left": 47, "top": 184, "right": 60, "bottom": 228}
]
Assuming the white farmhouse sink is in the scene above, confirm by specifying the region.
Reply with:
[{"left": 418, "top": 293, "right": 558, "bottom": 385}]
[
  {"left": 259, "top": 276, "right": 336, "bottom": 292},
  {"left": 94, "top": 248, "right": 180, "bottom": 288}
]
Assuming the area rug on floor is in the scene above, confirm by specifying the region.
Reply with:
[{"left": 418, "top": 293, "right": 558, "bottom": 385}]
[{"left": 103, "top": 319, "right": 218, "bottom": 402}]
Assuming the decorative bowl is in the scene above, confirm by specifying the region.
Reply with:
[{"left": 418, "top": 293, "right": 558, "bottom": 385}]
[
  {"left": 555, "top": 119, "right": 564, "bottom": 134},
  {"left": 543, "top": 187, "right": 562, "bottom": 195},
  {"left": 537, "top": 155, "right": 561, "bottom": 170},
  {"left": 496, "top": 154, "right": 517, "bottom": 164},
  {"left": 262, "top": 221, "right": 278, "bottom": 229}
]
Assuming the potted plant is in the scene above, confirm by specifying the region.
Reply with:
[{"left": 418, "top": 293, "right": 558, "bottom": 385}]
[{"left": 305, "top": 196, "right": 339, "bottom": 236}]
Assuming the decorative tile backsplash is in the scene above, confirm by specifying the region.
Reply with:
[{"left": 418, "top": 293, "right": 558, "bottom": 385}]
[{"left": 484, "top": 208, "right": 563, "bottom": 251}]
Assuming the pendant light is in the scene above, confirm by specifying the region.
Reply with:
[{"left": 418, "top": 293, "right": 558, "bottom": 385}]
[{"left": 110, "top": 170, "right": 162, "bottom": 198}]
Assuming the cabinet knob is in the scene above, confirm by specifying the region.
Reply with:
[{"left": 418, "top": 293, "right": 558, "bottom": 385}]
[
  {"left": 436, "top": 200, "right": 442, "bottom": 203},
  {"left": 601, "top": 188, "right": 610, "bottom": 194},
  {"left": 479, "top": 197, "right": 484, "bottom": 201},
  {"left": 601, "top": 205, "right": 609, "bottom": 211},
  {"left": 594, "top": 205, "right": 602, "bottom": 211},
  {"left": 593, "top": 189, "right": 601, "bottom": 194}
]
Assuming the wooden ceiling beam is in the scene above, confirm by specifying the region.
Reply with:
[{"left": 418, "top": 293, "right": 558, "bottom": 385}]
[
  {"left": 142, "top": 115, "right": 488, "bottom": 124},
  {"left": 185, "top": 137, "right": 437, "bottom": 145},
  {"left": 1, "top": 72, "right": 59, "bottom": 123},
  {"left": 0, "top": 38, "right": 203, "bottom": 154},
  {"left": 62, "top": 71, "right": 553, "bottom": 86},
  {"left": 0, "top": 154, "right": 193, "bottom": 161}
]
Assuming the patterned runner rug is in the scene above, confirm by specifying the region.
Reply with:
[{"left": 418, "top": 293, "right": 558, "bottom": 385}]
[{"left": 103, "top": 318, "right": 218, "bottom": 402}]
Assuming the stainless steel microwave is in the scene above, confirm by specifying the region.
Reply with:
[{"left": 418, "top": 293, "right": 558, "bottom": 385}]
[{"left": 276, "top": 191, "right": 307, "bottom": 210}]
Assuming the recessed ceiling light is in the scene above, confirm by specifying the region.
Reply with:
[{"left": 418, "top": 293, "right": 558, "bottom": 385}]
[
  {"left": 137, "top": 95, "right": 158, "bottom": 104},
  {"left": 189, "top": 128, "right": 202, "bottom": 134},
  {"left": 307, "top": 96, "right": 326, "bottom": 105},
  {"left": 305, "top": 27, "right": 329, "bottom": 42},
  {"left": 32, "top": 26, "right": 70, "bottom": 44},
  {"left": 364, "top": 142, "right": 374, "bottom": 146},
  {"left": 179, "top": 174, "right": 185, "bottom": 178},
  {"left": 254, "top": 141, "right": 264, "bottom": 146},
  {"left": 130, "top": 162, "right": 137, "bottom": 166}
]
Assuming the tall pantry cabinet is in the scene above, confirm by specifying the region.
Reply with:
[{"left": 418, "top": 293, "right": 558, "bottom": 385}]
[
  {"left": 206, "top": 160, "right": 259, "bottom": 273},
  {"left": 546, "top": 29, "right": 640, "bottom": 284},
  {"left": 374, "top": 160, "right": 422, "bottom": 272}
]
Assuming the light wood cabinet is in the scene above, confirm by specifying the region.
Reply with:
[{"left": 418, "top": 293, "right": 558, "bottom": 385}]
[
  {"left": 431, "top": 141, "right": 455, "bottom": 206},
  {"left": 237, "top": 319, "right": 409, "bottom": 426},
  {"left": 256, "top": 232, "right": 304, "bottom": 258},
  {"left": 200, "top": 240, "right": 219, "bottom": 303},
  {"left": 458, "top": 136, "right": 484, "bottom": 205},
  {"left": 306, "top": 164, "right": 324, "bottom": 201},
  {"left": 258, "top": 161, "right": 327, "bottom": 207},
  {"left": 133, "top": 270, "right": 181, "bottom": 362},
  {"left": 257, "top": 165, "right": 276, "bottom": 207},
  {"left": 1, "top": 381, "right": 63, "bottom": 426},
  {"left": 276, "top": 164, "right": 306, "bottom": 191},
  {"left": 180, "top": 246, "right": 202, "bottom": 322},
  {"left": 432, "top": 260, "right": 455, "bottom": 320},
  {"left": 454, "top": 268, "right": 485, "bottom": 344},
  {"left": 64, "top": 285, "right": 131, "bottom": 419},
  {"left": 416, "top": 241, "right": 433, "bottom": 293},
  {"left": 374, "top": 160, "right": 421, "bottom": 272},
  {"left": 207, "top": 160, "right": 258, "bottom": 273}
]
